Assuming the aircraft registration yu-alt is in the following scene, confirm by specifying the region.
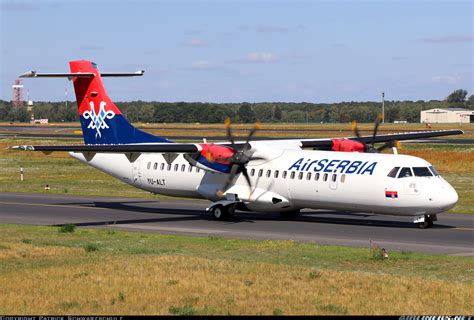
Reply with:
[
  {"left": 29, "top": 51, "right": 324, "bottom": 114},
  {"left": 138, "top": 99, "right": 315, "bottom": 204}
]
[{"left": 13, "top": 60, "right": 463, "bottom": 228}]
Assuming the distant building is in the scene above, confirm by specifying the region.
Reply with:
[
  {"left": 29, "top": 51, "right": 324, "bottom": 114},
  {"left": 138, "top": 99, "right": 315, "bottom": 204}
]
[
  {"left": 27, "top": 100, "right": 34, "bottom": 112},
  {"left": 420, "top": 107, "right": 474, "bottom": 124}
]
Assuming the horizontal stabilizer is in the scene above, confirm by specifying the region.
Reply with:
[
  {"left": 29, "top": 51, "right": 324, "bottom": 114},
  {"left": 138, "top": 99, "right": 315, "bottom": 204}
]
[{"left": 19, "top": 70, "right": 144, "bottom": 78}]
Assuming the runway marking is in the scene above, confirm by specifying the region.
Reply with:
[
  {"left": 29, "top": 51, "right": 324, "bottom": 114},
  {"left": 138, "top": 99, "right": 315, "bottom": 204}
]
[{"left": 0, "top": 201, "right": 107, "bottom": 211}]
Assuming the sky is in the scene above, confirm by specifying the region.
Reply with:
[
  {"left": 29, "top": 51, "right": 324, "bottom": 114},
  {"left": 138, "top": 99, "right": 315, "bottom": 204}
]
[{"left": 0, "top": 0, "right": 472, "bottom": 103}]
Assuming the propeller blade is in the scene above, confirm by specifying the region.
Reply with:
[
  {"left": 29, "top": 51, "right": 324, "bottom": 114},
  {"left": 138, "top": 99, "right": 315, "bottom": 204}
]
[
  {"left": 204, "top": 143, "right": 214, "bottom": 162},
  {"left": 377, "top": 142, "right": 392, "bottom": 152},
  {"left": 248, "top": 156, "right": 267, "bottom": 162},
  {"left": 224, "top": 117, "right": 235, "bottom": 147},
  {"left": 377, "top": 140, "right": 400, "bottom": 153},
  {"left": 241, "top": 166, "right": 252, "bottom": 191},
  {"left": 216, "top": 164, "right": 240, "bottom": 198},
  {"left": 351, "top": 120, "right": 361, "bottom": 140},
  {"left": 371, "top": 114, "right": 383, "bottom": 146},
  {"left": 244, "top": 122, "right": 261, "bottom": 150}
]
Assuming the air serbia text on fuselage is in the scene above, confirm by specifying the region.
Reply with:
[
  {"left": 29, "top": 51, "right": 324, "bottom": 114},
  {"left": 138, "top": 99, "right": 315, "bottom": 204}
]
[{"left": 288, "top": 158, "right": 378, "bottom": 175}]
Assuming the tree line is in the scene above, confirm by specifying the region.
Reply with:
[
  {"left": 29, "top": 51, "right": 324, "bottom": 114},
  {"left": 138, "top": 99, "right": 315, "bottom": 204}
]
[{"left": 1, "top": 89, "right": 472, "bottom": 124}]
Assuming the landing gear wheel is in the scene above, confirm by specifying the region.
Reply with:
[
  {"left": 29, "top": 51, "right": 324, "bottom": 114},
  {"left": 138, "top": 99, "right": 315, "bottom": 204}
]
[
  {"left": 211, "top": 205, "right": 234, "bottom": 221},
  {"left": 280, "top": 210, "right": 300, "bottom": 219},
  {"left": 418, "top": 215, "right": 434, "bottom": 229}
]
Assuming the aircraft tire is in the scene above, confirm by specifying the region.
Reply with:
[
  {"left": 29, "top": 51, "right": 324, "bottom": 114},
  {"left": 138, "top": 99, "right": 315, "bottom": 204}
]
[
  {"left": 418, "top": 217, "right": 434, "bottom": 229},
  {"left": 211, "top": 205, "right": 231, "bottom": 220}
]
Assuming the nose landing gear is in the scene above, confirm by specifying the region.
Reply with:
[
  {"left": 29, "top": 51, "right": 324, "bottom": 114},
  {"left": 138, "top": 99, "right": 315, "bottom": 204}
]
[{"left": 414, "top": 214, "right": 437, "bottom": 229}]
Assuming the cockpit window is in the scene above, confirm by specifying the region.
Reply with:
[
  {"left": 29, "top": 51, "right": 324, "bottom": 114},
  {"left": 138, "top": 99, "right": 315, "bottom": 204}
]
[
  {"left": 429, "top": 166, "right": 440, "bottom": 176},
  {"left": 398, "top": 167, "right": 412, "bottom": 178},
  {"left": 387, "top": 167, "right": 400, "bottom": 178},
  {"left": 413, "top": 167, "right": 433, "bottom": 177}
]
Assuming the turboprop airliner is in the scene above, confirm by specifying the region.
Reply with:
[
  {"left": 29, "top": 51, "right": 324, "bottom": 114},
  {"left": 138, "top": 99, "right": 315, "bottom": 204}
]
[{"left": 13, "top": 60, "right": 463, "bottom": 228}]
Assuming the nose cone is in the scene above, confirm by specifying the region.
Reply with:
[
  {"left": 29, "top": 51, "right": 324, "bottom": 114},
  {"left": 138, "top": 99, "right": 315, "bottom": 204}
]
[{"left": 437, "top": 181, "right": 458, "bottom": 212}]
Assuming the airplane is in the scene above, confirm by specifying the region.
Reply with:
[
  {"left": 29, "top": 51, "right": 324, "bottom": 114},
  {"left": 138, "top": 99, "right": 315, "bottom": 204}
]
[{"left": 12, "top": 60, "right": 464, "bottom": 229}]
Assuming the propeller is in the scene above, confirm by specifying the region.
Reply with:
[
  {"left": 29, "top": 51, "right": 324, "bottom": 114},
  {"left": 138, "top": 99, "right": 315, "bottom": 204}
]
[
  {"left": 216, "top": 118, "right": 265, "bottom": 198},
  {"left": 351, "top": 114, "right": 399, "bottom": 153}
]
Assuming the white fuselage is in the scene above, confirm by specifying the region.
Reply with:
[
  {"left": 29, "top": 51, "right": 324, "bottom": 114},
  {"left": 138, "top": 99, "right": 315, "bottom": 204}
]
[{"left": 69, "top": 142, "right": 458, "bottom": 217}]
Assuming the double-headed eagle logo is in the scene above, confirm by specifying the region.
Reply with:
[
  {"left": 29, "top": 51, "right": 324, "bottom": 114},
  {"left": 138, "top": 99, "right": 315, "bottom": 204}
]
[{"left": 82, "top": 101, "right": 115, "bottom": 138}]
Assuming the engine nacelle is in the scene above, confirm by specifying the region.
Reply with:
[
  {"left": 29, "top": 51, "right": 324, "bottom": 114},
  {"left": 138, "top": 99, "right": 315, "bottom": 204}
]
[
  {"left": 184, "top": 143, "right": 236, "bottom": 173},
  {"left": 331, "top": 138, "right": 365, "bottom": 152}
]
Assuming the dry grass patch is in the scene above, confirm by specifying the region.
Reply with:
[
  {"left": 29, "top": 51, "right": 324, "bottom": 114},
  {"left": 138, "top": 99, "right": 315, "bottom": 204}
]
[
  {"left": 0, "top": 255, "right": 472, "bottom": 315},
  {"left": 402, "top": 149, "right": 474, "bottom": 174},
  {"left": 0, "top": 241, "right": 83, "bottom": 259}
]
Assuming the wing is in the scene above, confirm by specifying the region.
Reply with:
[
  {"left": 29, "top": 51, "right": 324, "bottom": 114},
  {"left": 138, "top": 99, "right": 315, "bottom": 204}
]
[
  {"left": 299, "top": 129, "right": 464, "bottom": 149},
  {"left": 10, "top": 129, "right": 463, "bottom": 153}
]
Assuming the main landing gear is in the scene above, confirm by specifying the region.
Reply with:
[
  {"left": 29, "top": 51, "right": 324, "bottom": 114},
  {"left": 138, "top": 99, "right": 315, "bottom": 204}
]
[
  {"left": 209, "top": 204, "right": 236, "bottom": 221},
  {"left": 415, "top": 214, "right": 437, "bottom": 229}
]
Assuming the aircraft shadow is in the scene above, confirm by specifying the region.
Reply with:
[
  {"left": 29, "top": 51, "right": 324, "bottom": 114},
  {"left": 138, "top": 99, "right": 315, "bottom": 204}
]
[{"left": 52, "top": 200, "right": 453, "bottom": 230}]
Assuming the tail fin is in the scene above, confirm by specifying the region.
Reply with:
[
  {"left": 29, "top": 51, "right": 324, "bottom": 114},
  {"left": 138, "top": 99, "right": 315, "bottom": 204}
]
[{"left": 69, "top": 60, "right": 170, "bottom": 145}]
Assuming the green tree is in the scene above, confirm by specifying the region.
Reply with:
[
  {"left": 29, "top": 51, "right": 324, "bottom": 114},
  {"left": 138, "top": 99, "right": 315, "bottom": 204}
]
[
  {"left": 254, "top": 104, "right": 273, "bottom": 122},
  {"left": 446, "top": 89, "right": 468, "bottom": 104},
  {"left": 237, "top": 103, "right": 256, "bottom": 123},
  {"left": 273, "top": 106, "right": 282, "bottom": 120},
  {"left": 466, "top": 95, "right": 474, "bottom": 109}
]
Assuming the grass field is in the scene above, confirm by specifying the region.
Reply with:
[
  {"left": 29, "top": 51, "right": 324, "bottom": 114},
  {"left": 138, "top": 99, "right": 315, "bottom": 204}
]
[{"left": 0, "top": 225, "right": 472, "bottom": 315}]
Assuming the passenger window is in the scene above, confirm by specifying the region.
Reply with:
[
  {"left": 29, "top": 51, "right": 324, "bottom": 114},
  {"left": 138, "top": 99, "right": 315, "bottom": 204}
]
[
  {"left": 274, "top": 170, "right": 279, "bottom": 178},
  {"left": 181, "top": 164, "right": 186, "bottom": 172},
  {"left": 332, "top": 174, "right": 337, "bottom": 182},
  {"left": 315, "top": 173, "right": 320, "bottom": 181},
  {"left": 251, "top": 169, "right": 255, "bottom": 177},
  {"left": 154, "top": 163, "right": 158, "bottom": 170},
  {"left": 413, "top": 167, "right": 433, "bottom": 177},
  {"left": 167, "top": 164, "right": 171, "bottom": 171},
  {"left": 387, "top": 167, "right": 400, "bottom": 178},
  {"left": 429, "top": 166, "right": 439, "bottom": 176},
  {"left": 340, "top": 174, "right": 346, "bottom": 183},
  {"left": 298, "top": 172, "right": 303, "bottom": 180},
  {"left": 306, "top": 172, "right": 311, "bottom": 180},
  {"left": 258, "top": 169, "right": 263, "bottom": 177},
  {"left": 266, "top": 170, "right": 271, "bottom": 178},
  {"left": 398, "top": 167, "right": 412, "bottom": 178},
  {"left": 188, "top": 165, "right": 193, "bottom": 172},
  {"left": 290, "top": 172, "right": 295, "bottom": 179},
  {"left": 147, "top": 162, "right": 151, "bottom": 170},
  {"left": 196, "top": 168, "right": 200, "bottom": 173},
  {"left": 283, "top": 171, "right": 287, "bottom": 179},
  {"left": 174, "top": 164, "right": 178, "bottom": 171},
  {"left": 323, "top": 173, "right": 328, "bottom": 181},
  {"left": 160, "top": 163, "right": 165, "bottom": 170}
]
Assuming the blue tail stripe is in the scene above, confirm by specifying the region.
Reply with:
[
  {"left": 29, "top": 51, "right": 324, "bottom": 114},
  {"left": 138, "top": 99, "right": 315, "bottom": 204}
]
[{"left": 80, "top": 115, "right": 170, "bottom": 144}]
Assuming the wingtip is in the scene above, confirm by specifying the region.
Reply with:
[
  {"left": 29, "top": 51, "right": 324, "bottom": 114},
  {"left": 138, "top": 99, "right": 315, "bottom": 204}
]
[{"left": 18, "top": 71, "right": 36, "bottom": 78}]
